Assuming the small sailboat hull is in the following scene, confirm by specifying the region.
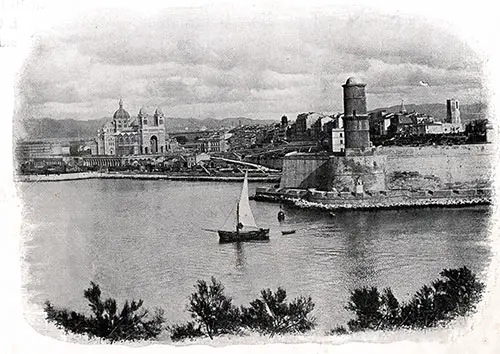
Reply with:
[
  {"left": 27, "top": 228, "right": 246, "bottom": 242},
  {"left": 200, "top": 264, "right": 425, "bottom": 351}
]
[
  {"left": 218, "top": 228, "right": 270, "bottom": 243},
  {"left": 281, "top": 230, "right": 296, "bottom": 235}
]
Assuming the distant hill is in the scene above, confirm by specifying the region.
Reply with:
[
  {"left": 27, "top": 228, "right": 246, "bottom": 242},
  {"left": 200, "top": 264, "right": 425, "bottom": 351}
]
[
  {"left": 18, "top": 102, "right": 487, "bottom": 140},
  {"left": 370, "top": 102, "right": 487, "bottom": 123},
  {"left": 19, "top": 116, "right": 277, "bottom": 140}
]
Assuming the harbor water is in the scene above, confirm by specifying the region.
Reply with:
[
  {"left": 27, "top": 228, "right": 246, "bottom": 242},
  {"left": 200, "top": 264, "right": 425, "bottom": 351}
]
[{"left": 18, "top": 179, "right": 492, "bottom": 338}]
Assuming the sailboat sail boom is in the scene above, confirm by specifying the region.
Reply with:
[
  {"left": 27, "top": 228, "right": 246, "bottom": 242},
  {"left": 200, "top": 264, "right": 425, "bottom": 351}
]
[{"left": 216, "top": 171, "right": 269, "bottom": 243}]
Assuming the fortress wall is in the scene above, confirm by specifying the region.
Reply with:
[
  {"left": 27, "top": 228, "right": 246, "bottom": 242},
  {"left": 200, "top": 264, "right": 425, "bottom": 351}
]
[
  {"left": 279, "top": 154, "right": 330, "bottom": 189},
  {"left": 329, "top": 154, "right": 387, "bottom": 192},
  {"left": 280, "top": 154, "right": 386, "bottom": 191},
  {"left": 280, "top": 144, "right": 496, "bottom": 192},
  {"left": 381, "top": 144, "right": 495, "bottom": 188}
]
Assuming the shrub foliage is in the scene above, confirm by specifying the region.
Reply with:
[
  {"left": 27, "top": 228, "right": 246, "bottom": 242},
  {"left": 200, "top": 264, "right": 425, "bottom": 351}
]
[
  {"left": 44, "top": 282, "right": 165, "bottom": 343},
  {"left": 170, "top": 277, "right": 241, "bottom": 340},
  {"left": 169, "top": 321, "right": 204, "bottom": 342},
  {"left": 240, "top": 287, "right": 316, "bottom": 336},
  {"left": 43, "top": 267, "right": 483, "bottom": 342},
  {"left": 169, "top": 280, "right": 316, "bottom": 341},
  {"left": 339, "top": 266, "right": 484, "bottom": 333}
]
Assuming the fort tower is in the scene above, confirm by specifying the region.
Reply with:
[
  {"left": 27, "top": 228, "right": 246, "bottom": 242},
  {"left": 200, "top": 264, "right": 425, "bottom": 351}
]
[{"left": 342, "top": 77, "right": 370, "bottom": 150}]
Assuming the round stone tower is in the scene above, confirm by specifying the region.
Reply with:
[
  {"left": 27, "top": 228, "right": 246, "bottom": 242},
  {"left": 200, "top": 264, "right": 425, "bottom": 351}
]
[{"left": 342, "top": 77, "right": 370, "bottom": 150}]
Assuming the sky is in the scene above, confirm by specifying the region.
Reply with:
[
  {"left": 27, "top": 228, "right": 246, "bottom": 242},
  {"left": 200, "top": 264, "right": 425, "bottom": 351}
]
[{"left": 14, "top": 5, "right": 486, "bottom": 122}]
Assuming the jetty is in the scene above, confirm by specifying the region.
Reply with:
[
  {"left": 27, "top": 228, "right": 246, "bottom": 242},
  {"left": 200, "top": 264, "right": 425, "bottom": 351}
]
[{"left": 254, "top": 187, "right": 492, "bottom": 211}]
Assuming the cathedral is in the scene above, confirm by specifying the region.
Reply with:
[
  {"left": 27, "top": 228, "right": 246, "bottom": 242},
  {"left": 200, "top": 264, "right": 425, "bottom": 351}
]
[{"left": 97, "top": 99, "right": 167, "bottom": 156}]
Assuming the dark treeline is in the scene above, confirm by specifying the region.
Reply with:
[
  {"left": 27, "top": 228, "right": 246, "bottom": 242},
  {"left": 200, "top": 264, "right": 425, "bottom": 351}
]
[{"left": 44, "top": 266, "right": 484, "bottom": 343}]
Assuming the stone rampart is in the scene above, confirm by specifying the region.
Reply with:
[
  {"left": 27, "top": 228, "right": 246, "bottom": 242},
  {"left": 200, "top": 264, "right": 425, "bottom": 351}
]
[
  {"left": 280, "top": 144, "right": 496, "bottom": 192},
  {"left": 279, "top": 154, "right": 331, "bottom": 189},
  {"left": 381, "top": 144, "right": 495, "bottom": 189}
]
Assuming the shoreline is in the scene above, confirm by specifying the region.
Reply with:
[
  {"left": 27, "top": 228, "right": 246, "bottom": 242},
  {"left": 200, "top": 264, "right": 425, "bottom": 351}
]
[
  {"left": 15, "top": 171, "right": 281, "bottom": 183},
  {"left": 254, "top": 187, "right": 492, "bottom": 212}
]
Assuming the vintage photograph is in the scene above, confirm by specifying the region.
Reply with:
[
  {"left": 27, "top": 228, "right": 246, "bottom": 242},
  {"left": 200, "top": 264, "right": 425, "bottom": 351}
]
[{"left": 7, "top": 1, "right": 498, "bottom": 352}]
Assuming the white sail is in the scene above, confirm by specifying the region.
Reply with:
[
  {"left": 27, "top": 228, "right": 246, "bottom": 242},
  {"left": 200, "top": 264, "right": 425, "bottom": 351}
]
[{"left": 237, "top": 172, "right": 258, "bottom": 229}]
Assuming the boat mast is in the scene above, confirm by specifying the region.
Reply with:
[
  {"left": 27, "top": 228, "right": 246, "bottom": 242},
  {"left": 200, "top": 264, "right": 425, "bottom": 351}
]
[{"left": 236, "top": 203, "right": 240, "bottom": 234}]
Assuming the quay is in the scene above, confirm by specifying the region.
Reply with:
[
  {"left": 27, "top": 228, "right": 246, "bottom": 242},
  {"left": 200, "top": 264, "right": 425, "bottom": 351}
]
[
  {"left": 15, "top": 172, "right": 281, "bottom": 183},
  {"left": 254, "top": 187, "right": 492, "bottom": 211}
]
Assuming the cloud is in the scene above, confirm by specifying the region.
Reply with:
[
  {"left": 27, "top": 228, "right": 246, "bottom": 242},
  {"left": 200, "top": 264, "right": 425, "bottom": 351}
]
[
  {"left": 15, "top": 9, "right": 485, "bottom": 121},
  {"left": 363, "top": 59, "right": 482, "bottom": 91}
]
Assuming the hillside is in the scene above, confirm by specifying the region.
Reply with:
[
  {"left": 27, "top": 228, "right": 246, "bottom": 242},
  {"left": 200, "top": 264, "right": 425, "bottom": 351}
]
[
  {"left": 18, "top": 102, "right": 487, "bottom": 140},
  {"left": 19, "top": 116, "right": 277, "bottom": 140}
]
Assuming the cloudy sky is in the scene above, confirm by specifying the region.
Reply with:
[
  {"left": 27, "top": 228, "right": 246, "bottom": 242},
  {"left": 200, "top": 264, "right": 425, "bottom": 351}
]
[{"left": 15, "top": 6, "right": 485, "bottom": 121}]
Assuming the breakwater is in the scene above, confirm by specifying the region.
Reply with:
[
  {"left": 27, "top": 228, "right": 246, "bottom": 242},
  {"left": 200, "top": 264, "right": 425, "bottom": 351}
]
[
  {"left": 254, "top": 186, "right": 492, "bottom": 211},
  {"left": 15, "top": 172, "right": 281, "bottom": 183}
]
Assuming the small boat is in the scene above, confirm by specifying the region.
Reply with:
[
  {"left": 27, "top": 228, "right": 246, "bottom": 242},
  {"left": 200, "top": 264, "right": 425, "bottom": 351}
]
[
  {"left": 281, "top": 230, "right": 296, "bottom": 235},
  {"left": 217, "top": 172, "right": 270, "bottom": 243}
]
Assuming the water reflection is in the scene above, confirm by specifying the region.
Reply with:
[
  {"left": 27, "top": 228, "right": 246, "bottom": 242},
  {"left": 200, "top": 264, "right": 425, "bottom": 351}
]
[{"left": 234, "top": 242, "right": 246, "bottom": 270}]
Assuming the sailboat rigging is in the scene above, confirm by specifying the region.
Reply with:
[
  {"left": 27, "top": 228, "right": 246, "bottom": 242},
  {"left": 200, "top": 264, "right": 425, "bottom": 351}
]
[{"left": 217, "top": 171, "right": 270, "bottom": 243}]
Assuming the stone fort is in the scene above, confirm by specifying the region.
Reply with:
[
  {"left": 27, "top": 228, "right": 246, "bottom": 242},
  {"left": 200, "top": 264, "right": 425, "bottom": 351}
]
[{"left": 280, "top": 78, "right": 494, "bottom": 193}]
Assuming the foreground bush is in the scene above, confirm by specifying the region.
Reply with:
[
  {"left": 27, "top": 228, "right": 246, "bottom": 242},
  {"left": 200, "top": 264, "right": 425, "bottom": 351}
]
[
  {"left": 240, "top": 288, "right": 316, "bottom": 337},
  {"left": 169, "top": 321, "right": 204, "bottom": 341},
  {"left": 337, "top": 266, "right": 484, "bottom": 333},
  {"left": 169, "top": 277, "right": 241, "bottom": 340},
  {"left": 169, "top": 280, "right": 316, "bottom": 341},
  {"left": 44, "top": 282, "right": 165, "bottom": 343}
]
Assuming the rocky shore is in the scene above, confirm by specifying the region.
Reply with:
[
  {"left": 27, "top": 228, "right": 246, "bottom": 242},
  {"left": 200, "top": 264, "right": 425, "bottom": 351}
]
[
  {"left": 15, "top": 172, "right": 281, "bottom": 183},
  {"left": 254, "top": 187, "right": 492, "bottom": 211}
]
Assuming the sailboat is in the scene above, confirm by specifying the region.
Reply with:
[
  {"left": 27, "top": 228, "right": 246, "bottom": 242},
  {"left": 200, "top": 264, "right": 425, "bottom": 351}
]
[{"left": 217, "top": 172, "right": 270, "bottom": 243}]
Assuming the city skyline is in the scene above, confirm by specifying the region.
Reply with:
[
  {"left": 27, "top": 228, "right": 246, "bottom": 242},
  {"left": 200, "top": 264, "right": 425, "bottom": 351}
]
[{"left": 15, "top": 6, "right": 485, "bottom": 123}]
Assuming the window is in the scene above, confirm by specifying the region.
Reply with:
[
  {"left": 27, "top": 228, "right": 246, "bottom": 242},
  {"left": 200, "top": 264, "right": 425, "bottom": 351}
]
[
  {"left": 340, "top": 140, "right": 343, "bottom": 144},
  {"left": 340, "top": 133, "right": 343, "bottom": 137}
]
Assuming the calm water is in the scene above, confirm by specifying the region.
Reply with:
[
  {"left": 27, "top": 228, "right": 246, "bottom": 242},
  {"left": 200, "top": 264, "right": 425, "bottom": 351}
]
[{"left": 19, "top": 179, "right": 492, "bottom": 336}]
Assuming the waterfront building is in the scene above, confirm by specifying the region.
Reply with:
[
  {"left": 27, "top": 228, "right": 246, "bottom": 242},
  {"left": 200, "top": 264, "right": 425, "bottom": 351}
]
[
  {"left": 447, "top": 99, "right": 461, "bottom": 124},
  {"left": 330, "top": 128, "right": 345, "bottom": 153},
  {"left": 186, "top": 153, "right": 211, "bottom": 168},
  {"left": 96, "top": 99, "right": 168, "bottom": 156},
  {"left": 295, "top": 113, "right": 309, "bottom": 139},
  {"left": 416, "top": 121, "right": 463, "bottom": 135},
  {"left": 369, "top": 110, "right": 393, "bottom": 136},
  {"left": 15, "top": 140, "right": 71, "bottom": 161},
  {"left": 273, "top": 116, "right": 289, "bottom": 142},
  {"left": 202, "top": 134, "right": 229, "bottom": 153},
  {"left": 15, "top": 139, "right": 73, "bottom": 172},
  {"left": 312, "top": 116, "right": 334, "bottom": 140},
  {"left": 370, "top": 98, "right": 464, "bottom": 139}
]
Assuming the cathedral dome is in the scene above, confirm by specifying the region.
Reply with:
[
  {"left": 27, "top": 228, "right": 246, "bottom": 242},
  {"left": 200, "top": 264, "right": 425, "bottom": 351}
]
[
  {"left": 155, "top": 107, "right": 163, "bottom": 115},
  {"left": 113, "top": 99, "right": 130, "bottom": 120}
]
